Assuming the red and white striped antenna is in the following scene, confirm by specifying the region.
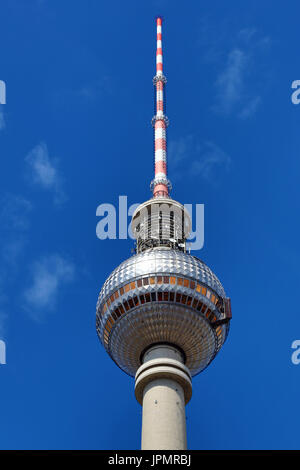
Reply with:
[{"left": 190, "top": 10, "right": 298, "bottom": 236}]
[{"left": 150, "top": 17, "right": 172, "bottom": 198}]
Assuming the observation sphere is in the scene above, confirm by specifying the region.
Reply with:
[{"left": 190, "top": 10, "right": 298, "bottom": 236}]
[{"left": 96, "top": 248, "right": 230, "bottom": 377}]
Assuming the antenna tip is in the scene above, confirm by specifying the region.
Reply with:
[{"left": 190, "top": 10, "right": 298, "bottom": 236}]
[{"left": 155, "top": 15, "right": 163, "bottom": 25}]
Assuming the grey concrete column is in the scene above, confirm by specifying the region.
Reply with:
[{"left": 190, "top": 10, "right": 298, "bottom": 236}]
[{"left": 135, "top": 344, "right": 192, "bottom": 450}]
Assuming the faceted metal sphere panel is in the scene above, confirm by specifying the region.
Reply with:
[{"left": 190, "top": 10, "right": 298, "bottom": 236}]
[
  {"left": 96, "top": 248, "right": 229, "bottom": 376},
  {"left": 99, "top": 249, "right": 226, "bottom": 304}
]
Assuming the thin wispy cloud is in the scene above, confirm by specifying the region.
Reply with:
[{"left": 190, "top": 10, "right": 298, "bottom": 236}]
[
  {"left": 52, "top": 75, "right": 112, "bottom": 109},
  {"left": 23, "top": 254, "right": 75, "bottom": 320},
  {"left": 25, "top": 142, "right": 66, "bottom": 204},
  {"left": 198, "top": 18, "right": 270, "bottom": 119},
  {"left": 237, "top": 28, "right": 257, "bottom": 44},
  {"left": 214, "top": 48, "right": 247, "bottom": 115},
  {"left": 238, "top": 96, "right": 261, "bottom": 120},
  {"left": 0, "top": 194, "right": 32, "bottom": 232},
  {"left": 76, "top": 77, "right": 111, "bottom": 100},
  {"left": 190, "top": 142, "right": 231, "bottom": 181},
  {"left": 169, "top": 136, "right": 231, "bottom": 186},
  {"left": 212, "top": 28, "right": 270, "bottom": 118},
  {"left": 238, "top": 27, "right": 271, "bottom": 51}
]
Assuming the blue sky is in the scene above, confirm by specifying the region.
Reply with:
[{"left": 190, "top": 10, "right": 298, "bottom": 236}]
[{"left": 0, "top": 0, "right": 300, "bottom": 450}]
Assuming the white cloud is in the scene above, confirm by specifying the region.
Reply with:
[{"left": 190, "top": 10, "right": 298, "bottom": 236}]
[
  {"left": 52, "top": 75, "right": 112, "bottom": 108},
  {"left": 238, "top": 28, "right": 257, "bottom": 44},
  {"left": 169, "top": 136, "right": 231, "bottom": 186},
  {"left": 190, "top": 142, "right": 231, "bottom": 182},
  {"left": 200, "top": 21, "right": 271, "bottom": 119},
  {"left": 25, "top": 142, "right": 66, "bottom": 204},
  {"left": 76, "top": 78, "right": 111, "bottom": 100},
  {"left": 23, "top": 254, "right": 75, "bottom": 319},
  {"left": 238, "top": 96, "right": 261, "bottom": 119},
  {"left": 168, "top": 135, "right": 195, "bottom": 168},
  {"left": 214, "top": 48, "right": 246, "bottom": 115}
]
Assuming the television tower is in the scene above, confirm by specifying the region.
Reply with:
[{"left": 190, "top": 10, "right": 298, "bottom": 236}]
[{"left": 96, "top": 17, "right": 232, "bottom": 450}]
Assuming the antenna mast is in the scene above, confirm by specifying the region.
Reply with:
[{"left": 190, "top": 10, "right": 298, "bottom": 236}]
[{"left": 151, "top": 17, "right": 172, "bottom": 198}]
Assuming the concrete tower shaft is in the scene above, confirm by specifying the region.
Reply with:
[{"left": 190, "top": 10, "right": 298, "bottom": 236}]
[{"left": 135, "top": 345, "right": 192, "bottom": 450}]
